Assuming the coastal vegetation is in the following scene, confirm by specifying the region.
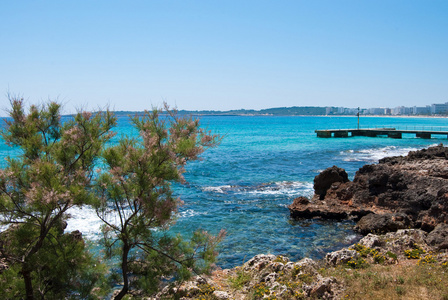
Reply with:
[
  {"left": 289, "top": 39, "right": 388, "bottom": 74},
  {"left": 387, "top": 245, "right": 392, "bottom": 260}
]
[
  {"left": 0, "top": 98, "right": 223, "bottom": 299},
  {"left": 168, "top": 230, "right": 448, "bottom": 300}
]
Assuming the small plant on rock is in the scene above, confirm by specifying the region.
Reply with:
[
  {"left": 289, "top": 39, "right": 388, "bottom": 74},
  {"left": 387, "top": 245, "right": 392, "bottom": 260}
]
[
  {"left": 351, "top": 243, "right": 372, "bottom": 257},
  {"left": 418, "top": 254, "right": 437, "bottom": 265},
  {"left": 273, "top": 255, "right": 289, "bottom": 264},
  {"left": 251, "top": 282, "right": 271, "bottom": 299},
  {"left": 386, "top": 251, "right": 398, "bottom": 262},
  {"left": 228, "top": 267, "right": 251, "bottom": 289},
  {"left": 404, "top": 246, "right": 425, "bottom": 259},
  {"left": 346, "top": 258, "right": 368, "bottom": 269}
]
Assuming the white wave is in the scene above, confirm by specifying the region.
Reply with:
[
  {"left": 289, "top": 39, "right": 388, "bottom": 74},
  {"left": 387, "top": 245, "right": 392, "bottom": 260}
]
[
  {"left": 0, "top": 207, "right": 103, "bottom": 241},
  {"left": 203, "top": 181, "right": 313, "bottom": 197},
  {"left": 0, "top": 224, "right": 8, "bottom": 232},
  {"left": 178, "top": 209, "right": 207, "bottom": 218},
  {"left": 341, "top": 146, "right": 422, "bottom": 162},
  {"left": 344, "top": 234, "right": 360, "bottom": 243},
  {"left": 66, "top": 206, "right": 103, "bottom": 241},
  {"left": 245, "top": 181, "right": 314, "bottom": 196},
  {"left": 202, "top": 185, "right": 232, "bottom": 193},
  {"left": 66, "top": 206, "right": 161, "bottom": 240}
]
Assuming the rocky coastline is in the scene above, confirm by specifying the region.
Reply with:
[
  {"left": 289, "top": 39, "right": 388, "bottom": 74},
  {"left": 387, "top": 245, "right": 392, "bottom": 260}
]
[
  {"left": 159, "top": 145, "right": 448, "bottom": 299},
  {"left": 162, "top": 228, "right": 448, "bottom": 299},
  {"left": 289, "top": 144, "right": 448, "bottom": 234},
  {"left": 4, "top": 145, "right": 448, "bottom": 299}
]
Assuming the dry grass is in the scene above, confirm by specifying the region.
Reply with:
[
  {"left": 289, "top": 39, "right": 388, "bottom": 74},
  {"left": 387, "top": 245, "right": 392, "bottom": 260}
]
[{"left": 322, "top": 260, "right": 448, "bottom": 300}]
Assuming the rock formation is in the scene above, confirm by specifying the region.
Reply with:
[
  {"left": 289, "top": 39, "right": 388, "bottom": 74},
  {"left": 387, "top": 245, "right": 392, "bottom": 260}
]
[
  {"left": 152, "top": 229, "right": 448, "bottom": 299},
  {"left": 289, "top": 144, "right": 448, "bottom": 234}
]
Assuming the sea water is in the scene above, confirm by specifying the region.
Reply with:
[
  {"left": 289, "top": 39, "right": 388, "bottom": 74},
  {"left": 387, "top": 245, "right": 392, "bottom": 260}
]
[{"left": 1, "top": 115, "right": 447, "bottom": 268}]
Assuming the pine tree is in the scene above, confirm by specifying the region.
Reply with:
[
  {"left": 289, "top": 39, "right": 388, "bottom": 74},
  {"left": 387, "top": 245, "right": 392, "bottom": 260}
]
[
  {"left": 0, "top": 97, "right": 115, "bottom": 299},
  {"left": 0, "top": 99, "right": 224, "bottom": 299},
  {"left": 94, "top": 105, "right": 224, "bottom": 299}
]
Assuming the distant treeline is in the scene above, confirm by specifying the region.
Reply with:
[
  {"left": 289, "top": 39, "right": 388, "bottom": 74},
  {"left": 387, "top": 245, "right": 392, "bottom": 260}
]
[{"left": 114, "top": 106, "right": 327, "bottom": 116}]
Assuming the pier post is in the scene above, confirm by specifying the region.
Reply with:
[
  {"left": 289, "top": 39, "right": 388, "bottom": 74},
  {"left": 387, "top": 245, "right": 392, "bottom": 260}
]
[
  {"left": 416, "top": 133, "right": 431, "bottom": 139},
  {"left": 388, "top": 132, "right": 402, "bottom": 139},
  {"left": 316, "top": 131, "right": 332, "bottom": 138},
  {"left": 352, "top": 130, "right": 363, "bottom": 137},
  {"left": 366, "top": 131, "right": 377, "bottom": 137},
  {"left": 334, "top": 131, "right": 349, "bottom": 137}
]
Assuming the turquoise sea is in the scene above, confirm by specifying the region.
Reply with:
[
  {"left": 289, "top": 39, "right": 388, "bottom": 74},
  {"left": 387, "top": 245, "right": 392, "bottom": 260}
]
[{"left": 1, "top": 115, "right": 448, "bottom": 269}]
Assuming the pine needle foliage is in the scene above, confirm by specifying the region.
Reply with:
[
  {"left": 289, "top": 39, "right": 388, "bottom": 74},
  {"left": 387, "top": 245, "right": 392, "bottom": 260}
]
[
  {"left": 0, "top": 99, "right": 224, "bottom": 300},
  {"left": 0, "top": 97, "right": 116, "bottom": 299},
  {"left": 94, "top": 105, "right": 224, "bottom": 299}
]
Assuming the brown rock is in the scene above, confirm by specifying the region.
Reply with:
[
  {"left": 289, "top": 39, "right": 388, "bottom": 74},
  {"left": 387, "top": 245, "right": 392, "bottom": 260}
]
[
  {"left": 426, "top": 223, "right": 448, "bottom": 250},
  {"left": 289, "top": 145, "right": 448, "bottom": 234},
  {"left": 355, "top": 213, "right": 413, "bottom": 234},
  {"left": 313, "top": 166, "right": 349, "bottom": 199}
]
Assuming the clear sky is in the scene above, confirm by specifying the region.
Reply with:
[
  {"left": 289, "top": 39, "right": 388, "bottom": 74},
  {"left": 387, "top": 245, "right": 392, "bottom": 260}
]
[{"left": 1, "top": 1, "right": 447, "bottom": 115}]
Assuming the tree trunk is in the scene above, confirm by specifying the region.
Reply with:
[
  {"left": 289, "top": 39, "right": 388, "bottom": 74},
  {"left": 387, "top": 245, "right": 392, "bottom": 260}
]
[
  {"left": 22, "top": 265, "right": 34, "bottom": 300},
  {"left": 114, "top": 243, "right": 131, "bottom": 300},
  {"left": 22, "top": 228, "right": 47, "bottom": 300}
]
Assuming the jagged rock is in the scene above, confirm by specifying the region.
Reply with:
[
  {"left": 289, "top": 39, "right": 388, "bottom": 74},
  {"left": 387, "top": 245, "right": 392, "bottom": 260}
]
[
  {"left": 261, "top": 272, "right": 279, "bottom": 286},
  {"left": 288, "top": 196, "right": 371, "bottom": 220},
  {"left": 358, "top": 233, "right": 383, "bottom": 248},
  {"left": 347, "top": 229, "right": 432, "bottom": 263},
  {"left": 222, "top": 254, "right": 321, "bottom": 299},
  {"left": 325, "top": 249, "right": 359, "bottom": 266},
  {"left": 213, "top": 290, "right": 230, "bottom": 299},
  {"left": 383, "top": 229, "right": 429, "bottom": 256},
  {"left": 303, "top": 275, "right": 340, "bottom": 299},
  {"left": 155, "top": 228, "right": 447, "bottom": 300},
  {"left": 387, "top": 228, "right": 428, "bottom": 241},
  {"left": 293, "top": 257, "right": 318, "bottom": 274},
  {"left": 426, "top": 223, "right": 448, "bottom": 250},
  {"left": 270, "top": 282, "right": 289, "bottom": 298},
  {"left": 69, "top": 230, "right": 84, "bottom": 242},
  {"left": 355, "top": 213, "right": 413, "bottom": 234},
  {"left": 243, "top": 254, "right": 277, "bottom": 272},
  {"left": 314, "top": 166, "right": 349, "bottom": 199},
  {"left": 289, "top": 145, "right": 448, "bottom": 234}
]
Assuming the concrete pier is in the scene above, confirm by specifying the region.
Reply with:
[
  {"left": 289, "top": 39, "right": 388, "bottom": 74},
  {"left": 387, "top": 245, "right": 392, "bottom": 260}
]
[{"left": 315, "top": 128, "right": 448, "bottom": 139}]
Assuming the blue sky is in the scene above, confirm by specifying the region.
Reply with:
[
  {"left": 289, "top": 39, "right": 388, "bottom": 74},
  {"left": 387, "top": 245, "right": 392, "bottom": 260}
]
[{"left": 1, "top": 1, "right": 447, "bottom": 115}]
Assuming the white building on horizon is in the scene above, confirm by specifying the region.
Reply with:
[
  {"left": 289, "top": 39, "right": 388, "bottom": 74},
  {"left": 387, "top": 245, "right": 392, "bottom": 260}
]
[
  {"left": 430, "top": 102, "right": 448, "bottom": 115},
  {"left": 413, "top": 106, "right": 431, "bottom": 115},
  {"left": 392, "top": 106, "right": 412, "bottom": 115}
]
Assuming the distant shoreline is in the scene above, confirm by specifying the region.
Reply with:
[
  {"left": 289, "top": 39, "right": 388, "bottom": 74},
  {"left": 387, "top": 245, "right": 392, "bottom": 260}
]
[
  {"left": 111, "top": 111, "right": 448, "bottom": 118},
  {"left": 190, "top": 114, "right": 448, "bottom": 119},
  {"left": 19, "top": 111, "right": 444, "bottom": 119}
]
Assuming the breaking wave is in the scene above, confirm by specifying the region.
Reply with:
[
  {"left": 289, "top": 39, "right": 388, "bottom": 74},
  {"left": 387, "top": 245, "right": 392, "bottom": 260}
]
[
  {"left": 340, "top": 145, "right": 430, "bottom": 162},
  {"left": 202, "top": 181, "right": 313, "bottom": 196}
]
